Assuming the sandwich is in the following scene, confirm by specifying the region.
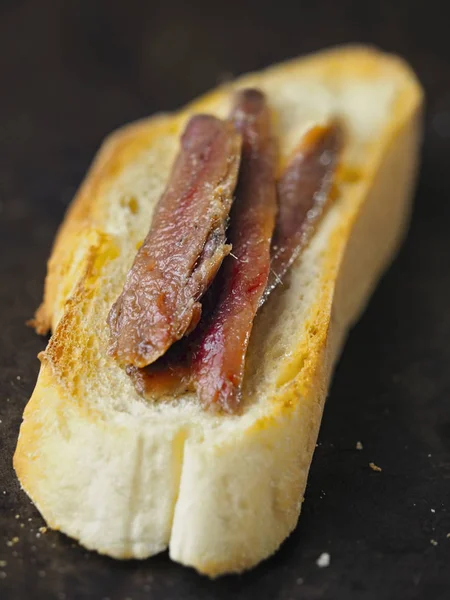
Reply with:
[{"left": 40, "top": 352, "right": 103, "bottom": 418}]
[{"left": 14, "top": 45, "right": 423, "bottom": 577}]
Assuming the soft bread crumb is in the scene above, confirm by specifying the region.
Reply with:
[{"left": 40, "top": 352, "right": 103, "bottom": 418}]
[
  {"left": 430, "top": 539, "right": 438, "bottom": 546},
  {"left": 316, "top": 552, "right": 330, "bottom": 567},
  {"left": 356, "top": 441, "right": 363, "bottom": 450},
  {"left": 369, "top": 462, "right": 382, "bottom": 472}
]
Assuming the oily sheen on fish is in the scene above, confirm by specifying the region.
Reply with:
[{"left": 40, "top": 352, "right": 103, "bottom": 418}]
[
  {"left": 192, "top": 89, "right": 278, "bottom": 411},
  {"left": 264, "top": 122, "right": 343, "bottom": 300},
  {"left": 108, "top": 115, "right": 242, "bottom": 368}
]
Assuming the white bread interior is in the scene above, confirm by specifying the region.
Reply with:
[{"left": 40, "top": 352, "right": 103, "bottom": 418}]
[{"left": 14, "top": 45, "right": 423, "bottom": 577}]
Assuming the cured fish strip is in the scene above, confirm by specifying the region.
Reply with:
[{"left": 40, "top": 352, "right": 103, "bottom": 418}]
[
  {"left": 264, "top": 122, "right": 342, "bottom": 300},
  {"left": 192, "top": 89, "right": 278, "bottom": 411},
  {"left": 108, "top": 115, "right": 242, "bottom": 368}
]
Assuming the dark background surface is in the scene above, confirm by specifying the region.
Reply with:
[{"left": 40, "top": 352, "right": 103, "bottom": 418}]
[{"left": 1, "top": 0, "right": 450, "bottom": 598}]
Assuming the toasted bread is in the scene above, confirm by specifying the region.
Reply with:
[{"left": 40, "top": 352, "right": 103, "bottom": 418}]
[{"left": 14, "top": 46, "right": 423, "bottom": 576}]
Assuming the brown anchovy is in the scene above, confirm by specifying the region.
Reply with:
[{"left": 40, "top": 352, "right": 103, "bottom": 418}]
[
  {"left": 191, "top": 89, "right": 278, "bottom": 412},
  {"left": 263, "top": 122, "right": 343, "bottom": 302},
  {"left": 108, "top": 114, "right": 242, "bottom": 368}
]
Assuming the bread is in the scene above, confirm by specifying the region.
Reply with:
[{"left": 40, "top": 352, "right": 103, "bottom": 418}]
[{"left": 14, "top": 45, "right": 423, "bottom": 577}]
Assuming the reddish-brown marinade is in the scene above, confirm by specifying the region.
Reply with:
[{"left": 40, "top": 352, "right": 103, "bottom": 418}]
[
  {"left": 107, "top": 114, "right": 242, "bottom": 368},
  {"left": 191, "top": 89, "right": 278, "bottom": 412}
]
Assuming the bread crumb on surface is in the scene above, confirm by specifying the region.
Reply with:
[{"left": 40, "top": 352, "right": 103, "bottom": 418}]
[
  {"left": 39, "top": 527, "right": 47, "bottom": 534},
  {"left": 316, "top": 552, "right": 330, "bottom": 568},
  {"left": 0, "top": 560, "right": 6, "bottom": 567},
  {"left": 431, "top": 509, "right": 435, "bottom": 513},
  {"left": 0, "top": 572, "right": 6, "bottom": 579},
  {"left": 369, "top": 462, "right": 382, "bottom": 472},
  {"left": 430, "top": 539, "right": 438, "bottom": 546},
  {"left": 6, "top": 537, "right": 19, "bottom": 547},
  {"left": 356, "top": 441, "right": 363, "bottom": 450}
]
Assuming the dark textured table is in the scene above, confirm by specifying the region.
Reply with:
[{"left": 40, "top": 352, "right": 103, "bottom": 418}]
[{"left": 1, "top": 1, "right": 449, "bottom": 598}]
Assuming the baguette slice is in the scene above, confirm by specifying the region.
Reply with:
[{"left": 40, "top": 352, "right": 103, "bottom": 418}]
[{"left": 14, "top": 45, "right": 423, "bottom": 577}]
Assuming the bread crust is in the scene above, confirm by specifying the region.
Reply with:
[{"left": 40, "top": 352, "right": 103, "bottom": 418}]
[{"left": 14, "top": 45, "right": 423, "bottom": 576}]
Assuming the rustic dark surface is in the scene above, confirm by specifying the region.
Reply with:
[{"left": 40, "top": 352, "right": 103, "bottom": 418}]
[{"left": 1, "top": 0, "right": 450, "bottom": 598}]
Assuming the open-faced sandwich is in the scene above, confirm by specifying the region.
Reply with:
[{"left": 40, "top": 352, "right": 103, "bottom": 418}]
[{"left": 14, "top": 46, "right": 423, "bottom": 577}]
